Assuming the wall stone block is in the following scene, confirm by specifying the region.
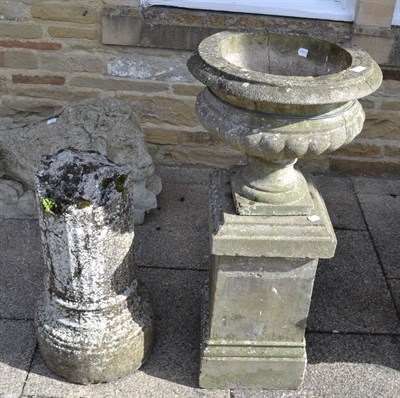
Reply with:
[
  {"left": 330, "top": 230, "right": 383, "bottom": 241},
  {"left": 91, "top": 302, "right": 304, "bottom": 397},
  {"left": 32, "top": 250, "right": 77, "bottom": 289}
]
[
  {"left": 0, "top": 2, "right": 27, "bottom": 21},
  {"left": 332, "top": 141, "right": 382, "bottom": 158},
  {"left": 31, "top": 2, "right": 99, "bottom": 24},
  {"left": 115, "top": 94, "right": 199, "bottom": 127},
  {"left": 47, "top": 26, "right": 98, "bottom": 40},
  {"left": 143, "top": 127, "right": 180, "bottom": 145},
  {"left": 107, "top": 55, "right": 196, "bottom": 83},
  {"left": 355, "top": 0, "right": 396, "bottom": 28},
  {"left": 12, "top": 85, "right": 101, "bottom": 102},
  {"left": 172, "top": 83, "right": 204, "bottom": 96},
  {"left": 0, "top": 76, "right": 7, "bottom": 95},
  {"left": 39, "top": 53, "right": 106, "bottom": 74},
  {"left": 0, "top": 95, "right": 64, "bottom": 118},
  {"left": 0, "top": 22, "right": 42, "bottom": 39},
  {"left": 0, "top": 40, "right": 61, "bottom": 50},
  {"left": 384, "top": 145, "right": 400, "bottom": 157},
  {"left": 381, "top": 101, "right": 400, "bottom": 111},
  {"left": 12, "top": 74, "right": 65, "bottom": 85},
  {"left": 70, "top": 76, "right": 170, "bottom": 93},
  {"left": 330, "top": 159, "right": 400, "bottom": 177},
  {"left": 360, "top": 116, "right": 400, "bottom": 140},
  {"left": 3, "top": 51, "right": 38, "bottom": 69},
  {"left": 383, "top": 79, "right": 400, "bottom": 96},
  {"left": 149, "top": 143, "right": 245, "bottom": 167}
]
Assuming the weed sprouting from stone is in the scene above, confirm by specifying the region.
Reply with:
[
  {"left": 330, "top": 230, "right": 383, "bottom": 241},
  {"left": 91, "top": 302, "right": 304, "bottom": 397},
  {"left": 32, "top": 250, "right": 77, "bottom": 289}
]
[{"left": 42, "top": 198, "right": 56, "bottom": 214}]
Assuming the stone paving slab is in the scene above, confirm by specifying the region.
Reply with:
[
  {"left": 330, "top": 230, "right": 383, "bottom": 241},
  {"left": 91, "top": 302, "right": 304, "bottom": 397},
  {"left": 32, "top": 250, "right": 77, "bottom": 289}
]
[
  {"left": 231, "top": 333, "right": 400, "bottom": 398},
  {"left": 135, "top": 229, "right": 210, "bottom": 270},
  {"left": 0, "top": 320, "right": 36, "bottom": 397},
  {"left": 308, "top": 230, "right": 400, "bottom": 334},
  {"left": 136, "top": 182, "right": 210, "bottom": 270},
  {"left": 144, "top": 182, "right": 209, "bottom": 229},
  {"left": 1, "top": 173, "right": 400, "bottom": 397},
  {"left": 353, "top": 176, "right": 400, "bottom": 196},
  {"left": 314, "top": 175, "right": 366, "bottom": 230},
  {"left": 156, "top": 165, "right": 213, "bottom": 185},
  {"left": 358, "top": 194, "right": 400, "bottom": 278},
  {"left": 22, "top": 268, "right": 229, "bottom": 398},
  {"left": 0, "top": 219, "right": 43, "bottom": 319}
]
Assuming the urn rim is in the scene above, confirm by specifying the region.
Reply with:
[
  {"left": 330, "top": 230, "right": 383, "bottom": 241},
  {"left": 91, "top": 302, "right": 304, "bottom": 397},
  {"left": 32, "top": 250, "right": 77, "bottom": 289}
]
[{"left": 187, "top": 31, "right": 382, "bottom": 105}]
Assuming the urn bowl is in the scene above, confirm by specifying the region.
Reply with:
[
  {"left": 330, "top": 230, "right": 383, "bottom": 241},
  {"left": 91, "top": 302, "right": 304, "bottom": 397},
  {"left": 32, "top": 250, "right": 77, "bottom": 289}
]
[{"left": 188, "top": 32, "right": 382, "bottom": 215}]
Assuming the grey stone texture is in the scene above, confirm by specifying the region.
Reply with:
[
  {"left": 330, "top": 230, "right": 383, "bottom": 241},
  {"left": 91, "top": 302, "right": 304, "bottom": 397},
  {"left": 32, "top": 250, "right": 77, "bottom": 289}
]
[
  {"left": 107, "top": 55, "right": 197, "bottom": 83},
  {"left": 135, "top": 182, "right": 210, "bottom": 270},
  {"left": 358, "top": 193, "right": 400, "bottom": 278},
  {"left": 353, "top": 176, "right": 400, "bottom": 196},
  {"left": 0, "top": 320, "right": 36, "bottom": 397},
  {"left": 231, "top": 334, "right": 400, "bottom": 398},
  {"left": 308, "top": 230, "right": 400, "bottom": 333},
  {"left": 155, "top": 164, "right": 213, "bottom": 185},
  {"left": 313, "top": 175, "right": 366, "bottom": 230},
  {"left": 23, "top": 269, "right": 229, "bottom": 398},
  {"left": 188, "top": 31, "right": 382, "bottom": 216},
  {"left": 0, "top": 98, "right": 161, "bottom": 224},
  {"left": 199, "top": 172, "right": 336, "bottom": 389},
  {"left": 34, "top": 150, "right": 153, "bottom": 384},
  {"left": 388, "top": 279, "right": 400, "bottom": 315},
  {"left": 210, "top": 173, "right": 336, "bottom": 260},
  {"left": 0, "top": 219, "right": 42, "bottom": 319},
  {"left": 0, "top": 179, "right": 36, "bottom": 219},
  {"left": 0, "top": 1, "right": 26, "bottom": 21},
  {"left": 1, "top": 169, "right": 400, "bottom": 397},
  {"left": 188, "top": 31, "right": 382, "bottom": 105},
  {"left": 101, "top": 4, "right": 355, "bottom": 51}
]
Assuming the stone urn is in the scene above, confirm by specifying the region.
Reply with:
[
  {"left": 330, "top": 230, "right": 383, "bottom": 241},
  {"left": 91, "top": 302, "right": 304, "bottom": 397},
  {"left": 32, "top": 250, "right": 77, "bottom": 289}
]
[
  {"left": 188, "top": 31, "right": 382, "bottom": 215},
  {"left": 187, "top": 32, "right": 382, "bottom": 390}
]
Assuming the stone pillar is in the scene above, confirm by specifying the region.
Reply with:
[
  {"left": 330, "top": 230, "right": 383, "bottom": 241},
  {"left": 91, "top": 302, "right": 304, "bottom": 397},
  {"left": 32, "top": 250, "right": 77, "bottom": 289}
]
[
  {"left": 188, "top": 30, "right": 380, "bottom": 390},
  {"left": 352, "top": 0, "right": 397, "bottom": 64},
  {"left": 34, "top": 149, "right": 153, "bottom": 384},
  {"left": 199, "top": 171, "right": 336, "bottom": 389}
]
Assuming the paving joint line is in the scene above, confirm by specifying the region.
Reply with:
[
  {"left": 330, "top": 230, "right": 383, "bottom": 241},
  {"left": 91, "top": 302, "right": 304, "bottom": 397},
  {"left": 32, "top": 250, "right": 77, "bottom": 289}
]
[
  {"left": 333, "top": 227, "right": 367, "bottom": 232},
  {"left": 20, "top": 342, "right": 38, "bottom": 398},
  {"left": 306, "top": 329, "right": 400, "bottom": 337},
  {"left": 0, "top": 318, "right": 34, "bottom": 321},
  {"left": 138, "top": 265, "right": 208, "bottom": 272},
  {"left": 341, "top": 183, "right": 400, "bottom": 321}
]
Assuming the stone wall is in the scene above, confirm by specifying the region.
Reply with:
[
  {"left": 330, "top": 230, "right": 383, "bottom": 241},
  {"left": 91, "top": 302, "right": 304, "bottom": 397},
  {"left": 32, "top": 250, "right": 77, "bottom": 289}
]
[{"left": 1, "top": 0, "right": 399, "bottom": 177}]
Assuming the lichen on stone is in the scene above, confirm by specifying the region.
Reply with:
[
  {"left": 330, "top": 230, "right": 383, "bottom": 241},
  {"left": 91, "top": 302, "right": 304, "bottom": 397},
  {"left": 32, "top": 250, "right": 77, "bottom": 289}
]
[{"left": 35, "top": 149, "right": 131, "bottom": 213}]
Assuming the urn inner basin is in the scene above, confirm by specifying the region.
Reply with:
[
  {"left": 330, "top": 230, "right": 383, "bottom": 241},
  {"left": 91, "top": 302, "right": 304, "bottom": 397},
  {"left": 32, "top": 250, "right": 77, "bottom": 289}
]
[{"left": 220, "top": 33, "right": 352, "bottom": 77}]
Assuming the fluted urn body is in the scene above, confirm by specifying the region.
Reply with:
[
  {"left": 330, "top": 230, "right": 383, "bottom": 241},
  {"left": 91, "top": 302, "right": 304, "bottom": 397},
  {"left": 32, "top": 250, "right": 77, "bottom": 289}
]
[{"left": 188, "top": 32, "right": 382, "bottom": 215}]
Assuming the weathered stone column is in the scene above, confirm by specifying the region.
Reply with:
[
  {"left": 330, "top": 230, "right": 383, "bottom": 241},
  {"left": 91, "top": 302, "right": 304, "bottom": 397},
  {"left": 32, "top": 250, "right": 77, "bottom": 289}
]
[{"left": 35, "top": 149, "right": 153, "bottom": 384}]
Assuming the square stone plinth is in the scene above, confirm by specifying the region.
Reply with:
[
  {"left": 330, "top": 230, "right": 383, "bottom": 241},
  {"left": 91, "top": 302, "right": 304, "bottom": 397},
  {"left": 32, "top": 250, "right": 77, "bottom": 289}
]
[{"left": 199, "top": 171, "right": 336, "bottom": 389}]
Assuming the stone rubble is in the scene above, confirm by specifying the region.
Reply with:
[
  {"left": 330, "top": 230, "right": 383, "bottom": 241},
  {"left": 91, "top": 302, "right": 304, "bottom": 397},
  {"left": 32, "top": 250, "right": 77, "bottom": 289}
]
[{"left": 0, "top": 98, "right": 161, "bottom": 224}]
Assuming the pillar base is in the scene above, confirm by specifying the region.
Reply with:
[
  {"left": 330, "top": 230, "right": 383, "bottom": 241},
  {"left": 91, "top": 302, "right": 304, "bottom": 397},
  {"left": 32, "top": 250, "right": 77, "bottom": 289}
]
[
  {"left": 36, "top": 287, "right": 153, "bottom": 385},
  {"left": 201, "top": 171, "right": 336, "bottom": 389},
  {"left": 199, "top": 283, "right": 306, "bottom": 390}
]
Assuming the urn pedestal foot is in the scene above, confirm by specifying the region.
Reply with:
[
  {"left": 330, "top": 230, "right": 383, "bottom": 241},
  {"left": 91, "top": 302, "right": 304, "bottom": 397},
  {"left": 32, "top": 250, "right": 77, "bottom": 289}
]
[
  {"left": 231, "top": 158, "right": 313, "bottom": 216},
  {"left": 199, "top": 171, "right": 336, "bottom": 389}
]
